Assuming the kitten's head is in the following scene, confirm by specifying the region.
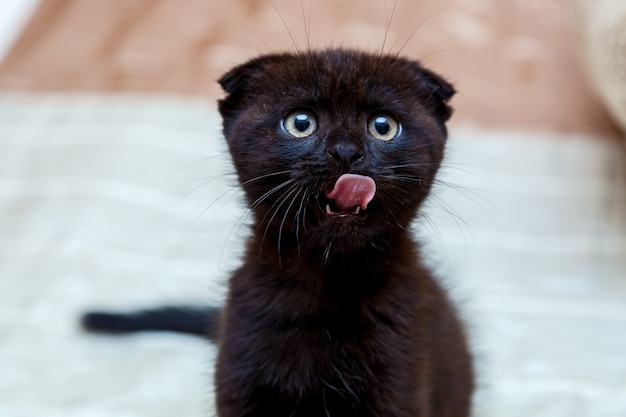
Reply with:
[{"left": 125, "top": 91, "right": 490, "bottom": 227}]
[{"left": 218, "top": 49, "right": 454, "bottom": 255}]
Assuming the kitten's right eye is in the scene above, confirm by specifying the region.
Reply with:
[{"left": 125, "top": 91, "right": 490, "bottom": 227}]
[{"left": 282, "top": 111, "right": 318, "bottom": 138}]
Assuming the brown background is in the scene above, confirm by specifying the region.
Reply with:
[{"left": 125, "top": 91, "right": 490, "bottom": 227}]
[{"left": 0, "top": 0, "right": 619, "bottom": 137}]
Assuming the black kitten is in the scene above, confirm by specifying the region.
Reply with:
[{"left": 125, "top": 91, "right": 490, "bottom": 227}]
[{"left": 83, "top": 49, "right": 473, "bottom": 417}]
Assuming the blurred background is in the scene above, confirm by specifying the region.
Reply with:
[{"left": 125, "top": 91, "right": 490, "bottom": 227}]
[
  {"left": 1, "top": 0, "right": 624, "bottom": 135},
  {"left": 0, "top": 1, "right": 625, "bottom": 416}
]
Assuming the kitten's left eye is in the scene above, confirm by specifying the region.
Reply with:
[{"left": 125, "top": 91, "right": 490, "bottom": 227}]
[
  {"left": 282, "top": 111, "right": 318, "bottom": 138},
  {"left": 368, "top": 115, "right": 400, "bottom": 141}
]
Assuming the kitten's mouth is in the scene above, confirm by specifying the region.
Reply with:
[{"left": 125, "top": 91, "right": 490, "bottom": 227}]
[
  {"left": 323, "top": 174, "right": 376, "bottom": 217},
  {"left": 324, "top": 200, "right": 364, "bottom": 216}
]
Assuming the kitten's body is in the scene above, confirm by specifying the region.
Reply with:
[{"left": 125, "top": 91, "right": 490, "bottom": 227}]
[
  {"left": 218, "top": 234, "right": 471, "bottom": 417},
  {"left": 83, "top": 49, "right": 473, "bottom": 417}
]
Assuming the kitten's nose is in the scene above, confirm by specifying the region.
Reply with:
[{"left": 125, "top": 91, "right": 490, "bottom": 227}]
[{"left": 327, "top": 141, "right": 364, "bottom": 169}]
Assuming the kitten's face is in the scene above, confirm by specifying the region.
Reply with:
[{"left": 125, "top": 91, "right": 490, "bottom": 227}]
[{"left": 218, "top": 49, "right": 454, "bottom": 254}]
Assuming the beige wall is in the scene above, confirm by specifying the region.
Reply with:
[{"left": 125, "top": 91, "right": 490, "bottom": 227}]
[{"left": 0, "top": 0, "right": 619, "bottom": 137}]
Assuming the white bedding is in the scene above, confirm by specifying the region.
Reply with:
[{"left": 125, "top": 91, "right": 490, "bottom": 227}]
[{"left": 1, "top": 94, "right": 625, "bottom": 417}]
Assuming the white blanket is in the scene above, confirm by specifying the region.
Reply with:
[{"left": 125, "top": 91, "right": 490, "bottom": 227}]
[{"left": 1, "top": 94, "right": 625, "bottom": 417}]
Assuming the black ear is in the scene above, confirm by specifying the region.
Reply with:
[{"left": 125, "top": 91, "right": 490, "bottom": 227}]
[
  {"left": 217, "top": 54, "right": 283, "bottom": 120},
  {"left": 218, "top": 57, "right": 265, "bottom": 95},
  {"left": 418, "top": 67, "right": 456, "bottom": 122}
]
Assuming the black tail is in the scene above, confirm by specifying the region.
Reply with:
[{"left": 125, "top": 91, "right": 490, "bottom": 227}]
[{"left": 81, "top": 306, "right": 220, "bottom": 341}]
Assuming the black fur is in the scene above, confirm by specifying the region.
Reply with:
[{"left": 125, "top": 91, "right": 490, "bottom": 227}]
[
  {"left": 82, "top": 49, "right": 472, "bottom": 417},
  {"left": 82, "top": 306, "right": 220, "bottom": 340}
]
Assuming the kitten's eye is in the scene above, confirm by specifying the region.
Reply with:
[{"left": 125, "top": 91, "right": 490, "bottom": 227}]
[
  {"left": 368, "top": 115, "right": 400, "bottom": 141},
  {"left": 282, "top": 111, "right": 318, "bottom": 138}
]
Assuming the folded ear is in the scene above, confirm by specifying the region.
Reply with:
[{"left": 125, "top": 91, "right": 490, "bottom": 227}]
[
  {"left": 218, "top": 57, "right": 267, "bottom": 95},
  {"left": 417, "top": 66, "right": 456, "bottom": 122},
  {"left": 218, "top": 54, "right": 283, "bottom": 120}
]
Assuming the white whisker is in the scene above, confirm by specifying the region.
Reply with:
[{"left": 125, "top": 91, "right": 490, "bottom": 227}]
[
  {"left": 277, "top": 187, "right": 304, "bottom": 265},
  {"left": 260, "top": 183, "right": 300, "bottom": 262}
]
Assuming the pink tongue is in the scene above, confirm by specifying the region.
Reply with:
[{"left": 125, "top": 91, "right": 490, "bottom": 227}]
[{"left": 325, "top": 174, "right": 376, "bottom": 211}]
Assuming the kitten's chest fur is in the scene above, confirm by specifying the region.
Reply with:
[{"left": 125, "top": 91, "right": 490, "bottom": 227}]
[{"left": 217, "top": 234, "right": 460, "bottom": 417}]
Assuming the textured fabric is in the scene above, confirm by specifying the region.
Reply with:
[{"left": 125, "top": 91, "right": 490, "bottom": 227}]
[{"left": 1, "top": 95, "right": 625, "bottom": 416}]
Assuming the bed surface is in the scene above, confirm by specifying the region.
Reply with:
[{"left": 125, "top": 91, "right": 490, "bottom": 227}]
[{"left": 1, "top": 95, "right": 625, "bottom": 416}]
